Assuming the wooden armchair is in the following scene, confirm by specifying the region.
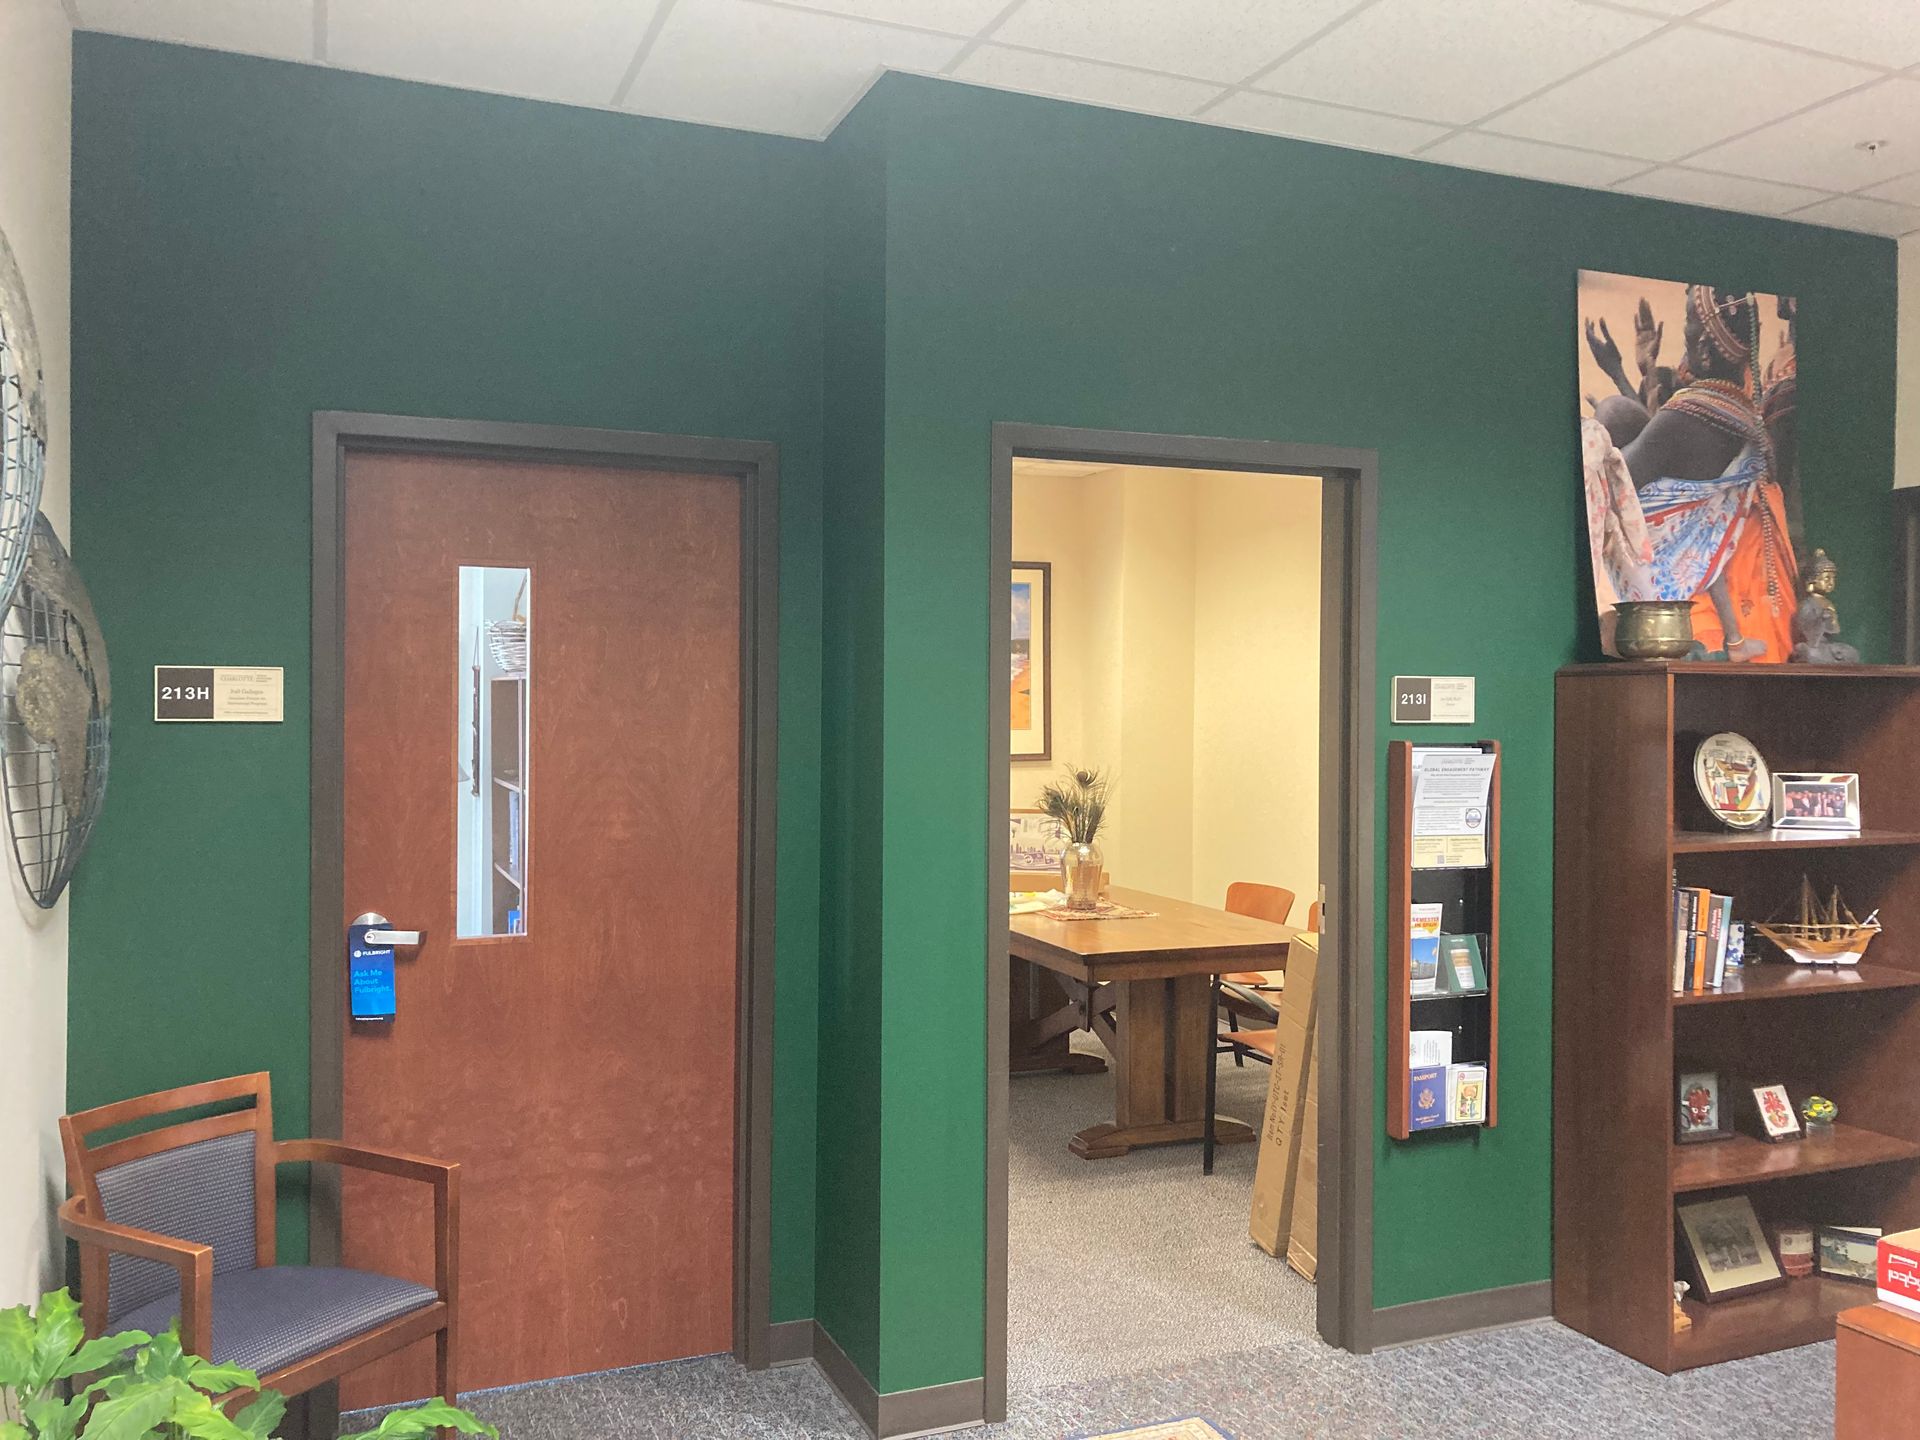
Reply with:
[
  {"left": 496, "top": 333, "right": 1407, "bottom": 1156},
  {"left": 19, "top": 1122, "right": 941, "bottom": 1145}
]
[{"left": 58, "top": 1073, "right": 458, "bottom": 1411}]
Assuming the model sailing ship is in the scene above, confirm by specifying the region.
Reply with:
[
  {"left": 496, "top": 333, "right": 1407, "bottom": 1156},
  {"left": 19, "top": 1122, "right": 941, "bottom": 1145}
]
[{"left": 1754, "top": 875, "right": 1881, "bottom": 966}]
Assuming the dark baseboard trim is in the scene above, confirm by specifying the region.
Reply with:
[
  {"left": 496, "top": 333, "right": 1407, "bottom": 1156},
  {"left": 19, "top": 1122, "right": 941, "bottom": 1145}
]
[
  {"left": 876, "top": 1376, "right": 986, "bottom": 1439},
  {"left": 766, "top": 1319, "right": 816, "bottom": 1366},
  {"left": 1371, "top": 1279, "right": 1554, "bottom": 1349},
  {"left": 802, "top": 1321, "right": 987, "bottom": 1439}
]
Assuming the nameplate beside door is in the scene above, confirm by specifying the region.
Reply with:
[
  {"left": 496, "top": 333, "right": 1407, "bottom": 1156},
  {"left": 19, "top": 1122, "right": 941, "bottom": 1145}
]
[{"left": 154, "top": 666, "right": 285, "bottom": 722}]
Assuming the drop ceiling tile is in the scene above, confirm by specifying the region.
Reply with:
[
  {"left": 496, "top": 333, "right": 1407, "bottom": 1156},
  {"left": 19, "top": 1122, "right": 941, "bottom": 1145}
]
[
  {"left": 1422, "top": 131, "right": 1646, "bottom": 186},
  {"left": 1613, "top": 166, "right": 1832, "bottom": 216},
  {"left": 1689, "top": 77, "right": 1920, "bottom": 192},
  {"left": 1255, "top": 0, "right": 1655, "bottom": 126},
  {"left": 628, "top": 0, "right": 962, "bottom": 137},
  {"left": 1202, "top": 90, "right": 1450, "bottom": 155},
  {"left": 748, "top": 0, "right": 1014, "bottom": 34},
  {"left": 1862, "top": 170, "right": 1920, "bottom": 207},
  {"left": 1488, "top": 27, "right": 1873, "bottom": 161},
  {"left": 1789, "top": 193, "right": 1920, "bottom": 236},
  {"left": 328, "top": 0, "right": 663, "bottom": 107},
  {"left": 1702, "top": 0, "right": 1920, "bottom": 70},
  {"left": 992, "top": 0, "right": 1372, "bottom": 84},
  {"left": 77, "top": 0, "right": 313, "bottom": 61},
  {"left": 1589, "top": 0, "right": 1716, "bottom": 12},
  {"left": 953, "top": 46, "right": 1224, "bottom": 116}
]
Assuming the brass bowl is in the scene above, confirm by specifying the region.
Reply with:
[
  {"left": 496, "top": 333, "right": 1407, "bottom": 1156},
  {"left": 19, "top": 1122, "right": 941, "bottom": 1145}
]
[{"left": 1613, "top": 600, "right": 1695, "bottom": 660}]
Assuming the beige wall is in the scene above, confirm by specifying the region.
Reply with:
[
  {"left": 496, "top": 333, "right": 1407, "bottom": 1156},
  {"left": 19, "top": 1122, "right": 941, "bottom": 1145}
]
[
  {"left": 0, "top": 0, "right": 72, "bottom": 1309},
  {"left": 1010, "top": 462, "right": 1320, "bottom": 913},
  {"left": 1901, "top": 234, "right": 1920, "bottom": 489}
]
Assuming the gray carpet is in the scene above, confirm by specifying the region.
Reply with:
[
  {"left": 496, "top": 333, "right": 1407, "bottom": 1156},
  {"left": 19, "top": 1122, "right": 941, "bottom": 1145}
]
[{"left": 1008, "top": 1032, "right": 1318, "bottom": 1395}]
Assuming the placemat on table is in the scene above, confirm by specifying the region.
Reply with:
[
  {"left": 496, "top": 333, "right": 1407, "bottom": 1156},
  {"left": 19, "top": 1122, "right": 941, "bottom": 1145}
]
[{"left": 1044, "top": 901, "right": 1156, "bottom": 920}]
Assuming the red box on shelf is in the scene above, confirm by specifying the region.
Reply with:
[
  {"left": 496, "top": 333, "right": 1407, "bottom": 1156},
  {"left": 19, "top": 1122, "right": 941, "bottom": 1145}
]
[{"left": 1877, "top": 1229, "right": 1920, "bottom": 1319}]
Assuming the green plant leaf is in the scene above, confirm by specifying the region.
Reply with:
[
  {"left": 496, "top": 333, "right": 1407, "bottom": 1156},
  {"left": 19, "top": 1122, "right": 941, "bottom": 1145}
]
[
  {"left": 23, "top": 1391, "right": 89, "bottom": 1440},
  {"left": 338, "top": 1397, "right": 497, "bottom": 1440},
  {"left": 1, "top": 1419, "right": 32, "bottom": 1440},
  {"left": 27, "top": 1292, "right": 83, "bottom": 1395},
  {"left": 163, "top": 1387, "right": 255, "bottom": 1440},
  {"left": 229, "top": 1391, "right": 285, "bottom": 1440},
  {"left": 0, "top": 1305, "right": 35, "bottom": 1390},
  {"left": 178, "top": 1361, "right": 255, "bottom": 1397},
  {"left": 131, "top": 1330, "right": 183, "bottom": 1385},
  {"left": 53, "top": 1332, "right": 152, "bottom": 1383},
  {"left": 73, "top": 1381, "right": 176, "bottom": 1440}
]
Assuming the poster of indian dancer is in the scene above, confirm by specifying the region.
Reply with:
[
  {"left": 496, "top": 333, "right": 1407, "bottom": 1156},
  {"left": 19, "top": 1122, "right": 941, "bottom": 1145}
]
[{"left": 1578, "top": 270, "right": 1800, "bottom": 660}]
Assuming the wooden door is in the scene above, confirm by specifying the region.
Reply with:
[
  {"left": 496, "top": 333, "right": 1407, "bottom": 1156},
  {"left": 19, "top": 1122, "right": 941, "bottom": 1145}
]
[{"left": 339, "top": 449, "right": 741, "bottom": 1404}]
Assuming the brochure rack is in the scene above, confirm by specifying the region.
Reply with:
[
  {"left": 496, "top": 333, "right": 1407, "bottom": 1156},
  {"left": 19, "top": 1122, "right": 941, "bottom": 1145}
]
[{"left": 1386, "top": 739, "right": 1501, "bottom": 1140}]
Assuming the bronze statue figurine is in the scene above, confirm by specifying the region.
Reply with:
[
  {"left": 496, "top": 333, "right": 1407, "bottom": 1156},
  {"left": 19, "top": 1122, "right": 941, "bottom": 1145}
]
[{"left": 1791, "top": 548, "right": 1859, "bottom": 664}]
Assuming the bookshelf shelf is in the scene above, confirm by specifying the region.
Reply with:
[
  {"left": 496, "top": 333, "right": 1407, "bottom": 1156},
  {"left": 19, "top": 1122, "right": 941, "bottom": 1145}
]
[
  {"left": 1672, "top": 828, "right": 1920, "bottom": 853},
  {"left": 1671, "top": 1125, "right": 1920, "bottom": 1193},
  {"left": 1672, "top": 1276, "right": 1870, "bottom": 1372},
  {"left": 1555, "top": 663, "right": 1920, "bottom": 1374},
  {"left": 1673, "top": 962, "right": 1920, "bottom": 1006}
]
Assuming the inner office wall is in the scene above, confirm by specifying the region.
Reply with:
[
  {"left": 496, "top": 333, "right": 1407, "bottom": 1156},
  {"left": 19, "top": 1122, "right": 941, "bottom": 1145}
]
[
  {"left": 1010, "top": 464, "right": 1321, "bottom": 912},
  {"left": 67, "top": 34, "right": 826, "bottom": 1323}
]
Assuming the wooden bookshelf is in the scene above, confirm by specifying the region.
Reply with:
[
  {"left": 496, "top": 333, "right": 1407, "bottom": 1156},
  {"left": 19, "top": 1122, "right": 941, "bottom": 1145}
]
[
  {"left": 1554, "top": 663, "right": 1920, "bottom": 1373},
  {"left": 1386, "top": 739, "right": 1499, "bottom": 1140}
]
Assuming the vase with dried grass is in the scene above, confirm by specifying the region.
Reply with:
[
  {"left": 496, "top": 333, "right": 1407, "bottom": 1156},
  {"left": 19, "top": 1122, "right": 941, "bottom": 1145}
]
[{"left": 1038, "top": 765, "right": 1111, "bottom": 911}]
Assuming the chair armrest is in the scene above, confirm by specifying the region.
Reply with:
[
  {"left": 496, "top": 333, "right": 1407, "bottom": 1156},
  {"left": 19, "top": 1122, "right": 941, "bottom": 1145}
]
[
  {"left": 275, "top": 1139, "right": 456, "bottom": 1189},
  {"left": 57, "top": 1195, "right": 213, "bottom": 1356},
  {"left": 276, "top": 1141, "right": 459, "bottom": 1301}
]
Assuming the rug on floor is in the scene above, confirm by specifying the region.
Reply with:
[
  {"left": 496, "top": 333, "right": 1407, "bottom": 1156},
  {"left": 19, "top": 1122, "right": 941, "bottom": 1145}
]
[{"left": 1077, "top": 1422, "right": 1232, "bottom": 1440}]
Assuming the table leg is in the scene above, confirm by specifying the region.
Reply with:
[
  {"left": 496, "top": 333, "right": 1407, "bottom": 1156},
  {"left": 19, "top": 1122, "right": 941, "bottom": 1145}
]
[
  {"left": 1009, "top": 956, "right": 1107, "bottom": 1076},
  {"left": 1070, "top": 974, "right": 1256, "bottom": 1158}
]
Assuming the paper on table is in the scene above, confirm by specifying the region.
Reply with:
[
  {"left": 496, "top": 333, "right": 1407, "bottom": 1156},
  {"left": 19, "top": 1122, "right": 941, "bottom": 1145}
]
[{"left": 1011, "top": 890, "right": 1066, "bottom": 914}]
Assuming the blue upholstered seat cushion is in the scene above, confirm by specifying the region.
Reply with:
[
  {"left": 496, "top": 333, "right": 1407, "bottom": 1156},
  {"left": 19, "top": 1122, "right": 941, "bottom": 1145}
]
[{"left": 113, "top": 1266, "right": 437, "bottom": 1376}]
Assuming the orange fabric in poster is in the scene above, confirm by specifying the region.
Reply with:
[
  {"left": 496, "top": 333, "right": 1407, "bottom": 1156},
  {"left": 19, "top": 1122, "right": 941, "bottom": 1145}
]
[{"left": 1685, "top": 479, "right": 1798, "bottom": 662}]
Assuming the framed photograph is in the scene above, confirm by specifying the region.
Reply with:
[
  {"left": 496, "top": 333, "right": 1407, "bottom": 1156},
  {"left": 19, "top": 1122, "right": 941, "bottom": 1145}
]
[
  {"left": 1010, "top": 561, "right": 1052, "bottom": 761},
  {"left": 1816, "top": 1226, "right": 1883, "bottom": 1282},
  {"left": 1771, "top": 771, "right": 1860, "bottom": 831},
  {"left": 1676, "top": 1070, "right": 1731, "bottom": 1145},
  {"left": 1749, "top": 1082, "right": 1802, "bottom": 1143},
  {"left": 1677, "top": 1194, "right": 1786, "bottom": 1302}
]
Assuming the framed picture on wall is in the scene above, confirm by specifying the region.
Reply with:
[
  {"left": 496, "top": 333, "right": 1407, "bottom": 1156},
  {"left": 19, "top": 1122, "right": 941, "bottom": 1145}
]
[{"left": 1011, "top": 560, "right": 1052, "bottom": 761}]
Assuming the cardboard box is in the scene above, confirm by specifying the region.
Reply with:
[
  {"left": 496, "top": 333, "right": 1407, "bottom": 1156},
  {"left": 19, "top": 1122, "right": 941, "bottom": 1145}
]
[
  {"left": 1249, "top": 932, "right": 1320, "bottom": 1258},
  {"left": 1878, "top": 1228, "right": 1920, "bottom": 1319},
  {"left": 1286, "top": 1023, "right": 1320, "bottom": 1281}
]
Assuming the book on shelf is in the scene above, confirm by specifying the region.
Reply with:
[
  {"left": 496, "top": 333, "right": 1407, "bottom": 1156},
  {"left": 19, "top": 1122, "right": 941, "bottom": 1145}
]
[
  {"left": 1670, "top": 885, "right": 1731, "bottom": 995},
  {"left": 1408, "top": 1066, "right": 1446, "bottom": 1130}
]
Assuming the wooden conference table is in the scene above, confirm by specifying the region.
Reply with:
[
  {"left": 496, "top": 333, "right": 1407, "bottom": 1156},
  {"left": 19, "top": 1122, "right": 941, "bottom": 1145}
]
[{"left": 1009, "top": 886, "right": 1297, "bottom": 1158}]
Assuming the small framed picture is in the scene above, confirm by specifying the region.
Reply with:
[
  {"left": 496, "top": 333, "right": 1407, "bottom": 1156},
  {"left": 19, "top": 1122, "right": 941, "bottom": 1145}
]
[
  {"left": 1771, "top": 772, "right": 1860, "bottom": 831},
  {"left": 1676, "top": 1071, "right": 1731, "bottom": 1145},
  {"left": 1677, "top": 1195, "right": 1786, "bottom": 1303},
  {"left": 1816, "top": 1226, "right": 1883, "bottom": 1282},
  {"left": 1750, "top": 1083, "right": 1802, "bottom": 1143}
]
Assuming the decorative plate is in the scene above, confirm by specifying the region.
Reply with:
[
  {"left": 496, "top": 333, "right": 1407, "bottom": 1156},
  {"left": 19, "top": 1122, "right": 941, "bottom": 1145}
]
[{"left": 1693, "top": 731, "right": 1770, "bottom": 830}]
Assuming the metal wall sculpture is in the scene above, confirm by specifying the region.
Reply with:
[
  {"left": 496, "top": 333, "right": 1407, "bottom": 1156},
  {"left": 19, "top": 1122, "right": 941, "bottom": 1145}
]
[
  {"left": 0, "top": 227, "right": 45, "bottom": 611},
  {"left": 2, "top": 515, "right": 111, "bottom": 907}
]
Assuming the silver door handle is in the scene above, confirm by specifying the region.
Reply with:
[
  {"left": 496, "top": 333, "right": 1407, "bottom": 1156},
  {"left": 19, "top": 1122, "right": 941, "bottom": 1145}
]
[{"left": 353, "top": 912, "right": 423, "bottom": 946}]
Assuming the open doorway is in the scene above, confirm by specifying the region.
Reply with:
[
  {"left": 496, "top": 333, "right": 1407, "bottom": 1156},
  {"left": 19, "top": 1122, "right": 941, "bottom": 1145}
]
[{"left": 986, "top": 425, "right": 1378, "bottom": 1420}]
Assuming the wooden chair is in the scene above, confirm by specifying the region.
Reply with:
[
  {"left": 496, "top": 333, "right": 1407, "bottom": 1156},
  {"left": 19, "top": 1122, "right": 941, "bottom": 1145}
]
[
  {"left": 58, "top": 1073, "right": 458, "bottom": 1412},
  {"left": 1216, "top": 883, "right": 1295, "bottom": 1065},
  {"left": 1204, "top": 896, "right": 1320, "bottom": 1173}
]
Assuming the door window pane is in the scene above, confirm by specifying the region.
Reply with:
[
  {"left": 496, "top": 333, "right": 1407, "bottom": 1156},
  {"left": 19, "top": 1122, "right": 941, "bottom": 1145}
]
[{"left": 457, "top": 566, "right": 528, "bottom": 937}]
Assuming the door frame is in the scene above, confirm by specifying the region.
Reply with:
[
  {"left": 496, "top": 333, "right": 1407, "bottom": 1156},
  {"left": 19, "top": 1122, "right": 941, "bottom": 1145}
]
[
  {"left": 986, "top": 423, "right": 1379, "bottom": 1420},
  {"left": 308, "top": 411, "right": 781, "bottom": 1373}
]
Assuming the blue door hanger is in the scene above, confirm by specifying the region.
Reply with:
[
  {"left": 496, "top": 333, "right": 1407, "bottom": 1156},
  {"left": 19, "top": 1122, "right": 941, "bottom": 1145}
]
[{"left": 349, "top": 921, "right": 397, "bottom": 1021}]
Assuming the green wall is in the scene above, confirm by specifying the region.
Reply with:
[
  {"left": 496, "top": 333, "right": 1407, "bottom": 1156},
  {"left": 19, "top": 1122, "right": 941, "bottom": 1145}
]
[
  {"left": 67, "top": 35, "right": 826, "bottom": 1322},
  {"left": 837, "top": 72, "right": 1896, "bottom": 1386},
  {"left": 69, "top": 36, "right": 1900, "bottom": 1404}
]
